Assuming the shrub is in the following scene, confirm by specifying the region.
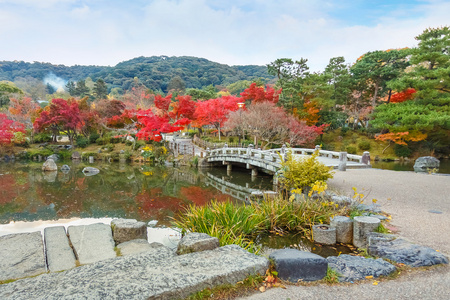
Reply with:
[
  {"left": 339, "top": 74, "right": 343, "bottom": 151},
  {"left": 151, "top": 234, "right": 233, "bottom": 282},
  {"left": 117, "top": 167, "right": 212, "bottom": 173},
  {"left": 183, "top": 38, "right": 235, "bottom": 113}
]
[
  {"left": 76, "top": 136, "right": 89, "bottom": 148},
  {"left": 109, "top": 136, "right": 121, "bottom": 144},
  {"left": 340, "top": 127, "right": 349, "bottom": 135},
  {"left": 279, "top": 151, "right": 334, "bottom": 190},
  {"left": 102, "top": 144, "right": 115, "bottom": 152},
  {"left": 346, "top": 146, "right": 357, "bottom": 154},
  {"left": 81, "top": 152, "right": 98, "bottom": 160},
  {"left": 394, "top": 144, "right": 412, "bottom": 157},
  {"left": 96, "top": 137, "right": 111, "bottom": 145},
  {"left": 34, "top": 133, "right": 52, "bottom": 143},
  {"left": 134, "top": 140, "right": 146, "bottom": 150},
  {"left": 228, "top": 137, "right": 235, "bottom": 143},
  {"left": 89, "top": 133, "right": 100, "bottom": 144},
  {"left": 358, "top": 140, "right": 371, "bottom": 151},
  {"left": 57, "top": 150, "right": 72, "bottom": 160}
]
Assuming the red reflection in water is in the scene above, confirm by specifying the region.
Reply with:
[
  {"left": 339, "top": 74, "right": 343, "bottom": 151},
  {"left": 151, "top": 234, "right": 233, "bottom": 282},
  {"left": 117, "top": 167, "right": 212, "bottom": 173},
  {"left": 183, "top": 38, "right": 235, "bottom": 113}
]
[
  {"left": 180, "top": 186, "right": 229, "bottom": 206},
  {"left": 0, "top": 174, "right": 29, "bottom": 204}
]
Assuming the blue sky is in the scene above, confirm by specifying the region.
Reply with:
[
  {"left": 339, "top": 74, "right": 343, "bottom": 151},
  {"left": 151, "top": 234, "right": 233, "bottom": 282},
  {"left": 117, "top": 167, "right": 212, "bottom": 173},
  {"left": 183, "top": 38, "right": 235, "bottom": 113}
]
[{"left": 1, "top": 0, "right": 449, "bottom": 71}]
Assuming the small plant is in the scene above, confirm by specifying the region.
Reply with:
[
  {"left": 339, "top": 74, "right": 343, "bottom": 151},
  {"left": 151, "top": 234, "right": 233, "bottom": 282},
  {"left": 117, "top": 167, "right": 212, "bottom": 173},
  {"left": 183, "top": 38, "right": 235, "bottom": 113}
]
[
  {"left": 76, "top": 136, "right": 89, "bottom": 148},
  {"left": 89, "top": 133, "right": 100, "bottom": 144},
  {"left": 346, "top": 145, "right": 357, "bottom": 154},
  {"left": 358, "top": 140, "right": 371, "bottom": 151},
  {"left": 375, "top": 223, "right": 390, "bottom": 234},
  {"left": 323, "top": 267, "right": 341, "bottom": 284},
  {"left": 278, "top": 151, "right": 334, "bottom": 190}
]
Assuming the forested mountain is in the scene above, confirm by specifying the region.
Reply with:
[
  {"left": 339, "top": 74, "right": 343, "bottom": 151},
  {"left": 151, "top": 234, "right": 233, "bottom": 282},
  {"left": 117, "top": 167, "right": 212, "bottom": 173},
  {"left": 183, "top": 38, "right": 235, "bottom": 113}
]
[{"left": 0, "top": 56, "right": 273, "bottom": 93}]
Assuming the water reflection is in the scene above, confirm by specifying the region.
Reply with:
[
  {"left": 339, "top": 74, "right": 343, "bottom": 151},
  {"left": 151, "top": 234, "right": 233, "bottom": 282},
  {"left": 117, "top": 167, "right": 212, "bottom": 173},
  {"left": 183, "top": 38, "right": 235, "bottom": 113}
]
[{"left": 0, "top": 161, "right": 274, "bottom": 227}]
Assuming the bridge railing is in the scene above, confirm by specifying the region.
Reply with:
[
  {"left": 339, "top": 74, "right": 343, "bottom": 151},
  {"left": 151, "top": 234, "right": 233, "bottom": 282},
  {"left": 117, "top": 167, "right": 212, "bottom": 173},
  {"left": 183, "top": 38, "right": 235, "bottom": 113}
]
[
  {"left": 206, "top": 147, "right": 284, "bottom": 165},
  {"left": 207, "top": 146, "right": 367, "bottom": 164}
]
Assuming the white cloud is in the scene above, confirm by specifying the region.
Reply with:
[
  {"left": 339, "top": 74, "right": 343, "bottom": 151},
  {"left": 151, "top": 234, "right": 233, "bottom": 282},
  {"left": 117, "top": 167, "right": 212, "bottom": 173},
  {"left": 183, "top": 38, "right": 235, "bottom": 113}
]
[{"left": 0, "top": 0, "right": 449, "bottom": 71}]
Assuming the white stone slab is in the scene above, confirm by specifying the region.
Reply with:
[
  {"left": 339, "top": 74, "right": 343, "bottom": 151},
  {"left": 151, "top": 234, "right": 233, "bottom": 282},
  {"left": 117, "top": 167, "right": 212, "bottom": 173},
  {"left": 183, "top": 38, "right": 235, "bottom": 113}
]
[
  {"left": 67, "top": 223, "right": 116, "bottom": 265},
  {"left": 44, "top": 226, "right": 76, "bottom": 272}
]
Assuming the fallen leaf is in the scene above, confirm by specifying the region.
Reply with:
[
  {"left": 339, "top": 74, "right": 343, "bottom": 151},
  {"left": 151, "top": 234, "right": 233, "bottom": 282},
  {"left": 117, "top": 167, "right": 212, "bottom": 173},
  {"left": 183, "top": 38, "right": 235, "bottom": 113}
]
[
  {"left": 365, "top": 276, "right": 373, "bottom": 279},
  {"left": 373, "top": 281, "right": 379, "bottom": 286},
  {"left": 259, "top": 286, "right": 266, "bottom": 293}
]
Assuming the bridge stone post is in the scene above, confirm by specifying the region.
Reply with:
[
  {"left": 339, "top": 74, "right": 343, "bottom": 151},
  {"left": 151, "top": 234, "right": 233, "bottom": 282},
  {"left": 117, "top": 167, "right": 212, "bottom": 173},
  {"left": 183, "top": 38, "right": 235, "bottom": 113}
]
[
  {"left": 338, "top": 152, "right": 347, "bottom": 171},
  {"left": 361, "top": 151, "right": 371, "bottom": 165},
  {"left": 315, "top": 145, "right": 321, "bottom": 153}
]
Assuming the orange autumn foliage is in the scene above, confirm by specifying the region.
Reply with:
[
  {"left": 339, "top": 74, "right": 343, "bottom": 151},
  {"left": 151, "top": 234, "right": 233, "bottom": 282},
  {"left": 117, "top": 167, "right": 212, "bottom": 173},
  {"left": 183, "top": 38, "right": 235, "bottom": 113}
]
[{"left": 375, "top": 131, "right": 427, "bottom": 145}]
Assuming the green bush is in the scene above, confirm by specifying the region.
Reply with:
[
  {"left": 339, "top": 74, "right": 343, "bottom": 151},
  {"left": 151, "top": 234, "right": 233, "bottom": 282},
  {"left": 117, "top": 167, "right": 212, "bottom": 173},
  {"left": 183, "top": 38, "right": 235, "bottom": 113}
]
[
  {"left": 102, "top": 144, "right": 115, "bottom": 152},
  {"left": 96, "top": 137, "right": 111, "bottom": 145},
  {"left": 358, "top": 140, "right": 371, "bottom": 151},
  {"left": 109, "top": 136, "right": 121, "bottom": 144},
  {"left": 58, "top": 150, "right": 72, "bottom": 160},
  {"left": 134, "top": 140, "right": 146, "bottom": 150},
  {"left": 89, "top": 133, "right": 100, "bottom": 144},
  {"left": 228, "top": 137, "right": 235, "bottom": 143},
  {"left": 76, "top": 136, "right": 89, "bottom": 148},
  {"left": 340, "top": 127, "right": 349, "bottom": 135},
  {"left": 346, "top": 146, "right": 357, "bottom": 154},
  {"left": 34, "top": 133, "right": 52, "bottom": 143},
  {"left": 394, "top": 144, "right": 412, "bottom": 157},
  {"left": 81, "top": 152, "right": 98, "bottom": 160}
]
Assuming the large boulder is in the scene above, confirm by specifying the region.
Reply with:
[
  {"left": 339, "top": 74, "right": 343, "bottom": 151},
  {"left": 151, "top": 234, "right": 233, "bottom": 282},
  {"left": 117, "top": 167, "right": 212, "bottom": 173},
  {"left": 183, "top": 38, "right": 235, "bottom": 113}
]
[
  {"left": 414, "top": 156, "right": 440, "bottom": 171},
  {"left": 42, "top": 158, "right": 58, "bottom": 171},
  {"left": 369, "top": 238, "right": 449, "bottom": 267},
  {"left": 177, "top": 232, "right": 220, "bottom": 255},
  {"left": 327, "top": 254, "right": 396, "bottom": 282},
  {"left": 111, "top": 219, "right": 147, "bottom": 244},
  {"left": 269, "top": 249, "right": 328, "bottom": 282},
  {"left": 0, "top": 232, "right": 46, "bottom": 281},
  {"left": 0, "top": 245, "right": 268, "bottom": 300}
]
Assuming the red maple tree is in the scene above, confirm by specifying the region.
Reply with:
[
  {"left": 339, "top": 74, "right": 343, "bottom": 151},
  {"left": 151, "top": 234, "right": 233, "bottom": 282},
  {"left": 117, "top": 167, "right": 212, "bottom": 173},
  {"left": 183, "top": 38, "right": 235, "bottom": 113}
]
[
  {"left": 240, "top": 83, "right": 281, "bottom": 104},
  {"left": 194, "top": 96, "right": 241, "bottom": 140},
  {"left": 0, "top": 113, "right": 25, "bottom": 145},
  {"left": 33, "top": 98, "right": 82, "bottom": 144}
]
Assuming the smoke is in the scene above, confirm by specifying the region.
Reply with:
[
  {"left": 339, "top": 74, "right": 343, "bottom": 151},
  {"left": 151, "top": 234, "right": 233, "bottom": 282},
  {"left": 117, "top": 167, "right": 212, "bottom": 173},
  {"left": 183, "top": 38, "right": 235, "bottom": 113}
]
[{"left": 43, "top": 72, "right": 67, "bottom": 92}]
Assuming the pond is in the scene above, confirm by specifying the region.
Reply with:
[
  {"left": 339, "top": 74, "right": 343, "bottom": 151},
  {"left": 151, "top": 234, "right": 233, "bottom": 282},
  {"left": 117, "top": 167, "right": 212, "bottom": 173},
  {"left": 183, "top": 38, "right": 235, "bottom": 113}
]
[
  {"left": 0, "top": 161, "right": 357, "bottom": 256},
  {"left": 371, "top": 159, "right": 450, "bottom": 174}
]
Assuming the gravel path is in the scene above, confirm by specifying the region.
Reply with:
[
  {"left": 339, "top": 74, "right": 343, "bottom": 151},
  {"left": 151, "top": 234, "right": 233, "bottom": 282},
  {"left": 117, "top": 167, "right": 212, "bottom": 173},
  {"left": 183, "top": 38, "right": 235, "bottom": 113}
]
[{"left": 240, "top": 168, "right": 450, "bottom": 300}]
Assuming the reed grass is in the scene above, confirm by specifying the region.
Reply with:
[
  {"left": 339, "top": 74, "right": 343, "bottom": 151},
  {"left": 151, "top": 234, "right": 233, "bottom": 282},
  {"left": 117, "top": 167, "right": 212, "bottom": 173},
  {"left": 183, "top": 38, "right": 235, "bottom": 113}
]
[{"left": 173, "top": 193, "right": 346, "bottom": 253}]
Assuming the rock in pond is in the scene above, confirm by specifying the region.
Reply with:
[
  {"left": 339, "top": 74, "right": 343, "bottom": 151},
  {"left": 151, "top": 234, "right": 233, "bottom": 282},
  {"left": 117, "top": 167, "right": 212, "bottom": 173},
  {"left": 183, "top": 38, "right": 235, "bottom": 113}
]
[
  {"left": 177, "top": 232, "right": 220, "bottom": 255},
  {"left": 414, "top": 156, "right": 440, "bottom": 171},
  {"left": 111, "top": 218, "right": 147, "bottom": 244},
  {"left": 82, "top": 167, "right": 99, "bottom": 176},
  {"left": 42, "top": 158, "right": 58, "bottom": 171},
  {"left": 47, "top": 154, "right": 59, "bottom": 162}
]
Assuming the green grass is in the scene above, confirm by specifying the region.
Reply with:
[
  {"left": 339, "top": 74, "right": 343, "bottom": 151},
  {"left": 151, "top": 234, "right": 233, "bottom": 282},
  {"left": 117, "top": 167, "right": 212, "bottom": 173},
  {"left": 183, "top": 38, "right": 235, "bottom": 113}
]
[
  {"left": 375, "top": 223, "right": 390, "bottom": 234},
  {"left": 322, "top": 267, "right": 341, "bottom": 284},
  {"left": 173, "top": 194, "right": 347, "bottom": 253}
]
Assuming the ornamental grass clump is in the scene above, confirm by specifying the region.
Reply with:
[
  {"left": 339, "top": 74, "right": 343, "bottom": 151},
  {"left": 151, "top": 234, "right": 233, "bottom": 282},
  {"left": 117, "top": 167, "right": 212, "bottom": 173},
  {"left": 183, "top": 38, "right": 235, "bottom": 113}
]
[{"left": 173, "top": 190, "right": 346, "bottom": 253}]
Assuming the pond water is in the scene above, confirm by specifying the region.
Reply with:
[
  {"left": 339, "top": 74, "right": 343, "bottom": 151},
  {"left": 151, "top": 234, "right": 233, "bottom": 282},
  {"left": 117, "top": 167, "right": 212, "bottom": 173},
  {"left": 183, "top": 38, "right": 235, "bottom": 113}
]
[
  {"left": 0, "top": 161, "right": 357, "bottom": 256},
  {"left": 371, "top": 159, "right": 450, "bottom": 174}
]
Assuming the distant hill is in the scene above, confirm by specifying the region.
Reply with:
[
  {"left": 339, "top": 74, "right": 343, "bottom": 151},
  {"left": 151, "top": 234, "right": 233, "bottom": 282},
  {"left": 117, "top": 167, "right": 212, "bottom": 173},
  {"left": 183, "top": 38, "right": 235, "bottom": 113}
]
[{"left": 0, "top": 56, "right": 274, "bottom": 93}]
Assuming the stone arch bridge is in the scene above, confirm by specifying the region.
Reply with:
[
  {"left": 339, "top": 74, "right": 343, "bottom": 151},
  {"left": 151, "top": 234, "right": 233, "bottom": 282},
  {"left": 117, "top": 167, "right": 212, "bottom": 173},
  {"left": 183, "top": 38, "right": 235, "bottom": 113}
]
[{"left": 205, "top": 147, "right": 371, "bottom": 177}]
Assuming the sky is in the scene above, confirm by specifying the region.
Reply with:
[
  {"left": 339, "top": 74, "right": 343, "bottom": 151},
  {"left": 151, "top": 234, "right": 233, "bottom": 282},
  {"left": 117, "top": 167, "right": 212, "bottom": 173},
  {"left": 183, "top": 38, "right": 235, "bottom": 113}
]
[{"left": 1, "top": 0, "right": 449, "bottom": 71}]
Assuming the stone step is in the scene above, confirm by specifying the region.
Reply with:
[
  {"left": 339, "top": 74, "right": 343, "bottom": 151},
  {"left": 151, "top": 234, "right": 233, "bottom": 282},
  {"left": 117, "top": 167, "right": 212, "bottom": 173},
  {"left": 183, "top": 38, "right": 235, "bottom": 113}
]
[
  {"left": 67, "top": 223, "right": 116, "bottom": 265},
  {"left": 0, "top": 245, "right": 268, "bottom": 299},
  {"left": 0, "top": 232, "right": 46, "bottom": 281},
  {"left": 44, "top": 226, "right": 77, "bottom": 272}
]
